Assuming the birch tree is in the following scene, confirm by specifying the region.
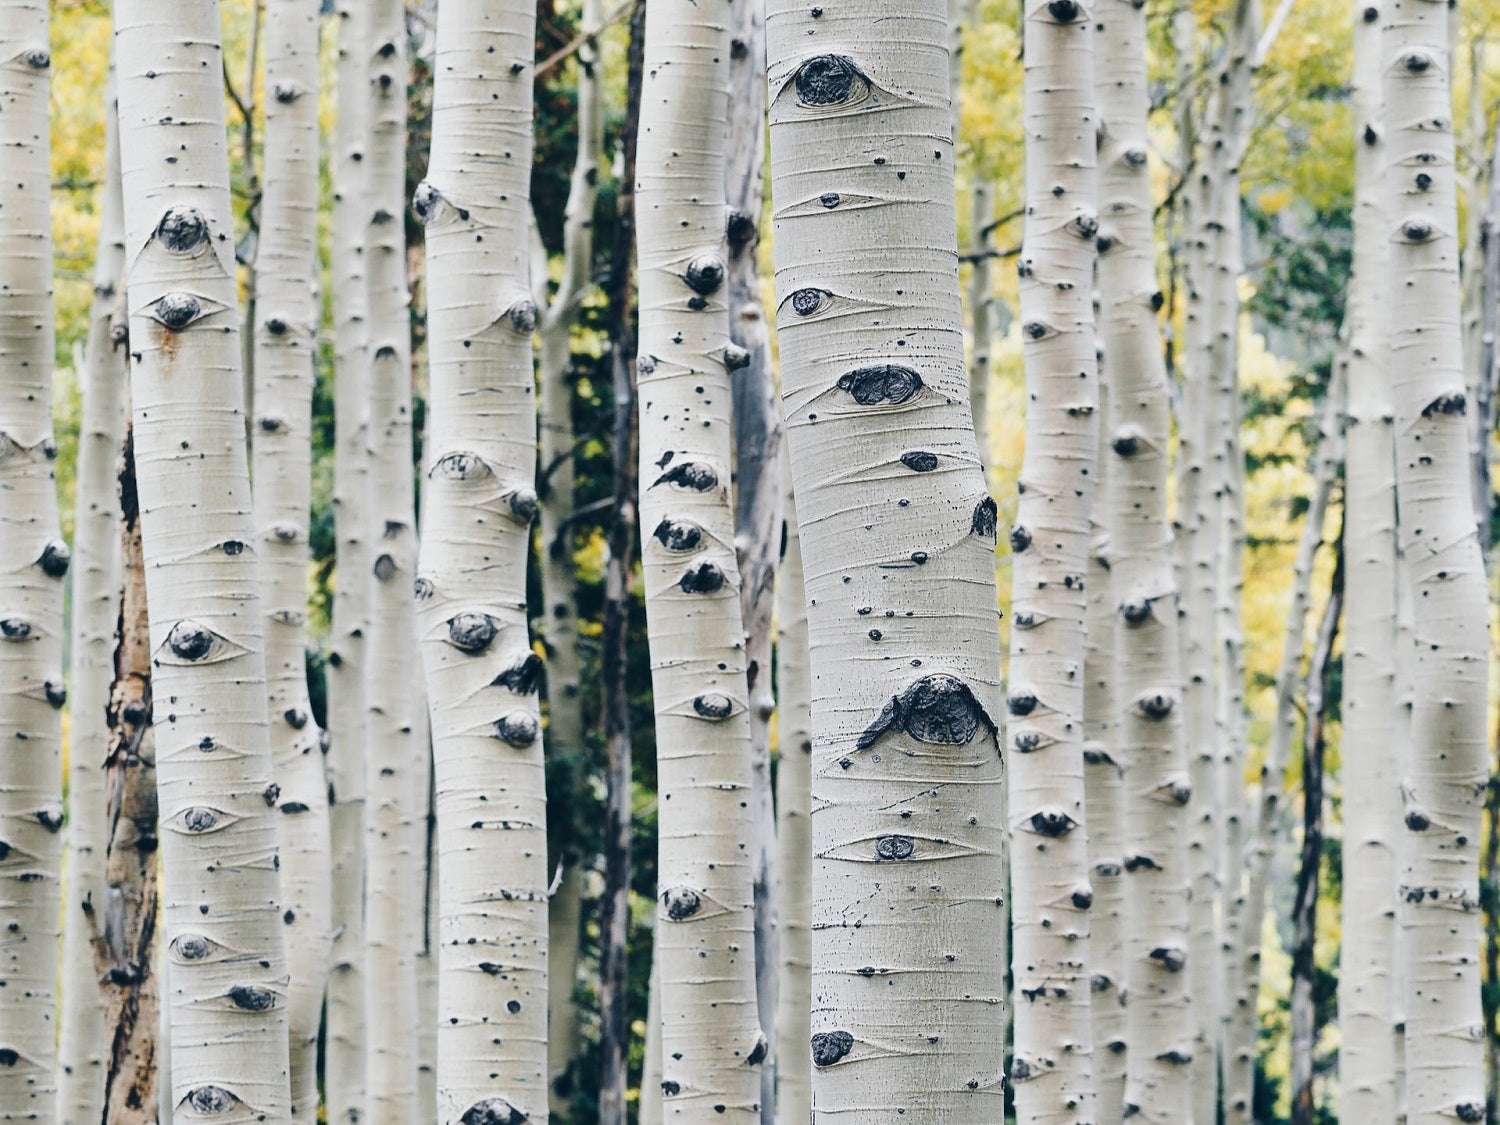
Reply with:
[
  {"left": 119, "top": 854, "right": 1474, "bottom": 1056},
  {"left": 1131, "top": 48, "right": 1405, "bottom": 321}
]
[
  {"left": 1339, "top": 1, "right": 1401, "bottom": 1117},
  {"left": 115, "top": 0, "right": 292, "bottom": 1117},
  {"left": 56, "top": 50, "right": 125, "bottom": 1125},
  {"left": 1007, "top": 0, "right": 1098, "bottom": 1119},
  {"left": 251, "top": 0, "right": 330, "bottom": 1114},
  {"left": 634, "top": 0, "right": 765, "bottom": 1109},
  {"left": 0, "top": 3, "right": 65, "bottom": 1116},
  {"left": 414, "top": 0, "right": 550, "bottom": 1119},
  {"left": 363, "top": 0, "right": 423, "bottom": 1113},
  {"left": 764, "top": 1, "right": 1008, "bottom": 1117},
  {"left": 1095, "top": 0, "right": 1194, "bottom": 1116},
  {"left": 1385, "top": 0, "right": 1490, "bottom": 1119},
  {"left": 326, "top": 1, "right": 372, "bottom": 1118}
]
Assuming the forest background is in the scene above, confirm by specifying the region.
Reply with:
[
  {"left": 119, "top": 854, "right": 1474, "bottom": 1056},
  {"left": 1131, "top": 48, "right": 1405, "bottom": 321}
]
[{"left": 39, "top": 0, "right": 1500, "bottom": 1120}]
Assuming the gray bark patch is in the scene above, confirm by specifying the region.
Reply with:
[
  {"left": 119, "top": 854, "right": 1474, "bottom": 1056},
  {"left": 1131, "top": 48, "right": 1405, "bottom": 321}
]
[
  {"left": 494, "top": 712, "right": 540, "bottom": 748},
  {"left": 810, "top": 1030, "right": 854, "bottom": 1067},
  {"left": 373, "top": 554, "right": 397, "bottom": 581},
  {"left": 182, "top": 807, "right": 218, "bottom": 832},
  {"left": 790, "top": 288, "right": 832, "bottom": 317},
  {"left": 509, "top": 489, "right": 539, "bottom": 523},
  {"left": 793, "top": 55, "right": 865, "bottom": 106},
  {"left": 460, "top": 1096, "right": 528, "bottom": 1125},
  {"left": 653, "top": 518, "right": 704, "bottom": 552},
  {"left": 836, "top": 364, "right": 922, "bottom": 405},
  {"left": 663, "top": 886, "right": 702, "bottom": 920},
  {"left": 972, "top": 497, "right": 998, "bottom": 538},
  {"left": 857, "top": 673, "right": 998, "bottom": 748},
  {"left": 153, "top": 292, "right": 202, "bottom": 331},
  {"left": 507, "top": 300, "right": 538, "bottom": 335},
  {"left": 228, "top": 985, "right": 277, "bottom": 1011},
  {"left": 448, "top": 613, "right": 497, "bottom": 653},
  {"left": 874, "top": 834, "right": 915, "bottom": 860},
  {"left": 685, "top": 254, "right": 726, "bottom": 294},
  {"left": 167, "top": 620, "right": 215, "bottom": 661},
  {"left": 157, "top": 207, "right": 209, "bottom": 253},
  {"left": 174, "top": 935, "right": 211, "bottom": 961},
  {"left": 187, "top": 1086, "right": 237, "bottom": 1114}
]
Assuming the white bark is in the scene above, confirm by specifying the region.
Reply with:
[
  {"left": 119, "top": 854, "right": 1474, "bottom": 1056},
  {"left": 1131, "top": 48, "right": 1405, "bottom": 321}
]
[
  {"left": 772, "top": 464, "right": 811, "bottom": 1125},
  {"left": 415, "top": 1, "right": 550, "bottom": 1119},
  {"left": 1339, "top": 2, "right": 1401, "bottom": 1118},
  {"left": 57, "top": 47, "right": 126, "bottom": 1125},
  {"left": 115, "top": 0, "right": 293, "bottom": 1118},
  {"left": 363, "top": 0, "right": 423, "bottom": 1115},
  {"left": 0, "top": 3, "right": 64, "bottom": 1117},
  {"left": 252, "top": 1, "right": 330, "bottom": 1115},
  {"left": 1008, "top": 1, "right": 1098, "bottom": 1120},
  {"left": 1095, "top": 1, "right": 1194, "bottom": 1117},
  {"left": 327, "top": 4, "right": 372, "bottom": 1120},
  {"left": 764, "top": 1, "right": 1009, "bottom": 1117},
  {"left": 1384, "top": 2, "right": 1490, "bottom": 1121},
  {"left": 546, "top": 862, "right": 585, "bottom": 1109},
  {"left": 641, "top": 937, "right": 664, "bottom": 1125},
  {"left": 635, "top": 0, "right": 765, "bottom": 1110}
]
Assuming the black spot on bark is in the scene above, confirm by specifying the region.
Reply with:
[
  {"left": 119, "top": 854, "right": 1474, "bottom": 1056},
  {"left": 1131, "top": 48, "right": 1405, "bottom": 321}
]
[
  {"left": 1421, "top": 392, "right": 1465, "bottom": 417},
  {"left": 284, "top": 708, "right": 308, "bottom": 730},
  {"left": 857, "top": 673, "right": 998, "bottom": 748},
  {"left": 494, "top": 654, "right": 544, "bottom": 695},
  {"left": 1121, "top": 598, "right": 1151, "bottom": 624},
  {"left": 432, "top": 451, "right": 491, "bottom": 480},
  {"left": 1405, "top": 809, "right": 1430, "bottom": 831},
  {"left": 0, "top": 618, "right": 31, "bottom": 641},
  {"left": 1402, "top": 219, "right": 1433, "bottom": 241},
  {"left": 1156, "top": 1049, "right": 1192, "bottom": 1065},
  {"left": 836, "top": 364, "right": 922, "bottom": 405},
  {"left": 494, "top": 713, "right": 540, "bottom": 748},
  {"left": 280, "top": 802, "right": 310, "bottom": 815},
  {"left": 1363, "top": 4, "right": 1378, "bottom": 18},
  {"left": 654, "top": 518, "right": 704, "bottom": 552},
  {"left": 373, "top": 554, "right": 397, "bottom": 581},
  {"left": 1091, "top": 973, "right": 1112, "bottom": 992},
  {"left": 460, "top": 1096, "right": 528, "bottom": 1125},
  {"left": 654, "top": 462, "right": 719, "bottom": 491},
  {"left": 222, "top": 540, "right": 245, "bottom": 555},
  {"left": 228, "top": 985, "right": 276, "bottom": 1011},
  {"left": 1112, "top": 433, "right": 1139, "bottom": 457},
  {"left": 187, "top": 1087, "right": 236, "bottom": 1114},
  {"left": 507, "top": 300, "right": 538, "bottom": 334},
  {"left": 1029, "top": 810, "right": 1076, "bottom": 836},
  {"left": 182, "top": 807, "right": 218, "bottom": 832},
  {"left": 1149, "top": 946, "right": 1187, "bottom": 972},
  {"left": 685, "top": 255, "right": 725, "bottom": 295},
  {"left": 37, "top": 541, "right": 69, "bottom": 578},
  {"left": 1008, "top": 691, "right": 1038, "bottom": 717},
  {"left": 790, "top": 288, "right": 831, "bottom": 316},
  {"left": 175, "top": 935, "right": 211, "bottom": 960},
  {"left": 154, "top": 292, "right": 202, "bottom": 331},
  {"left": 264, "top": 783, "right": 281, "bottom": 806},
  {"left": 693, "top": 694, "right": 734, "bottom": 720},
  {"left": 875, "top": 834, "right": 915, "bottom": 860},
  {"left": 1401, "top": 51, "right": 1430, "bottom": 71},
  {"left": 901, "top": 450, "right": 939, "bottom": 472},
  {"left": 448, "top": 613, "right": 497, "bottom": 653},
  {"left": 35, "top": 808, "right": 62, "bottom": 832},
  {"left": 1072, "top": 888, "right": 1094, "bottom": 909},
  {"left": 661, "top": 1081, "right": 682, "bottom": 1097},
  {"left": 972, "top": 497, "right": 998, "bottom": 539},
  {"left": 726, "top": 210, "right": 757, "bottom": 247},
  {"left": 157, "top": 206, "right": 209, "bottom": 253},
  {"left": 477, "top": 962, "right": 503, "bottom": 975},
  {"left": 1010, "top": 525, "right": 1032, "bottom": 552},
  {"left": 44, "top": 680, "right": 65, "bottom": 708},
  {"left": 747, "top": 1035, "right": 768, "bottom": 1065},
  {"left": 678, "top": 562, "right": 727, "bottom": 594},
  {"left": 1123, "top": 854, "right": 1161, "bottom": 872},
  {"left": 167, "top": 621, "right": 215, "bottom": 661},
  {"left": 811, "top": 1030, "right": 854, "bottom": 1066},
  {"left": 663, "top": 886, "right": 702, "bottom": 920},
  {"left": 1138, "top": 692, "right": 1174, "bottom": 720},
  {"left": 24, "top": 48, "right": 48, "bottom": 69},
  {"left": 793, "top": 55, "right": 864, "bottom": 105},
  {"left": 414, "top": 577, "right": 434, "bottom": 601},
  {"left": 1457, "top": 1103, "right": 1485, "bottom": 1123},
  {"left": 1014, "top": 731, "right": 1045, "bottom": 753},
  {"left": 1364, "top": 123, "right": 1378, "bottom": 145}
]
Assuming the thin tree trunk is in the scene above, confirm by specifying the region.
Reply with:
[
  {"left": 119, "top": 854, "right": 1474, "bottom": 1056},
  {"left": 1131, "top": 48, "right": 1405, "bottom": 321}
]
[
  {"left": 1385, "top": 2, "right": 1491, "bottom": 1121},
  {"left": 252, "top": 2, "right": 330, "bottom": 1115},
  {"left": 764, "top": 1, "right": 1009, "bottom": 1116},
  {"left": 546, "top": 862, "right": 585, "bottom": 1111},
  {"left": 1007, "top": 1, "right": 1098, "bottom": 1120},
  {"left": 1291, "top": 545, "right": 1343, "bottom": 1125},
  {"left": 415, "top": 0, "right": 549, "bottom": 1117},
  {"left": 969, "top": 178, "right": 996, "bottom": 473},
  {"left": 57, "top": 46, "right": 127, "bottom": 1125},
  {"left": 1485, "top": 767, "right": 1500, "bottom": 1125},
  {"left": 1339, "top": 0, "right": 1401, "bottom": 1116},
  {"left": 596, "top": 8, "right": 645, "bottom": 1119},
  {"left": 325, "top": 2, "right": 373, "bottom": 1120},
  {"left": 772, "top": 462, "right": 811, "bottom": 1125},
  {"left": 640, "top": 940, "right": 663, "bottom": 1125},
  {"left": 0, "top": 3, "right": 65, "bottom": 1116},
  {"left": 115, "top": 0, "right": 293, "bottom": 1116}
]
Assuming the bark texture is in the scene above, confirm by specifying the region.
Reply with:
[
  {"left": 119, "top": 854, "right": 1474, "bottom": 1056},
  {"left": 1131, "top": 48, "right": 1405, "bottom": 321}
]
[
  {"left": 635, "top": 0, "right": 766, "bottom": 1111},
  {"left": 415, "top": 1, "right": 550, "bottom": 1119},
  {"left": 116, "top": 0, "right": 292, "bottom": 1116},
  {"left": 1385, "top": 2, "right": 1490, "bottom": 1121},
  {"left": 764, "top": 1, "right": 1009, "bottom": 1116},
  {"left": 0, "top": 3, "right": 65, "bottom": 1116}
]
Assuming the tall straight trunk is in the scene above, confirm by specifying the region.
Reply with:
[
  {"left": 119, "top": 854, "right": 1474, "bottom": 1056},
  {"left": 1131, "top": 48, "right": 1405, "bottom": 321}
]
[
  {"left": 1007, "top": 1, "right": 1098, "bottom": 1121},
  {"left": 772, "top": 463, "right": 812, "bottom": 1125},
  {"left": 1085, "top": 356, "right": 1126, "bottom": 1125},
  {"left": 98, "top": 417, "right": 161, "bottom": 1125},
  {"left": 252, "top": 1, "right": 330, "bottom": 1115},
  {"left": 1395, "top": 544, "right": 1417, "bottom": 1125},
  {"left": 1340, "top": 0, "right": 1401, "bottom": 1117},
  {"left": 1486, "top": 769, "right": 1500, "bottom": 1125},
  {"left": 0, "top": 3, "right": 65, "bottom": 1117},
  {"left": 764, "top": 0, "right": 1008, "bottom": 1115},
  {"left": 596, "top": 8, "right": 645, "bottom": 1119},
  {"left": 1290, "top": 546, "right": 1342, "bottom": 1125},
  {"left": 1385, "top": 2, "right": 1491, "bottom": 1121},
  {"left": 326, "top": 2, "right": 372, "bottom": 1120},
  {"left": 417, "top": 781, "right": 438, "bottom": 1119},
  {"left": 57, "top": 48, "right": 127, "bottom": 1125},
  {"left": 968, "top": 179, "right": 996, "bottom": 473},
  {"left": 640, "top": 941, "right": 664, "bottom": 1125},
  {"left": 1477, "top": 121, "right": 1500, "bottom": 538},
  {"left": 415, "top": 1, "right": 549, "bottom": 1119},
  {"left": 363, "top": 0, "right": 423, "bottom": 1115},
  {"left": 635, "top": 0, "right": 766, "bottom": 1110},
  {"left": 115, "top": 0, "right": 293, "bottom": 1117},
  {"left": 1095, "top": 1, "right": 1194, "bottom": 1117},
  {"left": 546, "top": 862, "right": 585, "bottom": 1110}
]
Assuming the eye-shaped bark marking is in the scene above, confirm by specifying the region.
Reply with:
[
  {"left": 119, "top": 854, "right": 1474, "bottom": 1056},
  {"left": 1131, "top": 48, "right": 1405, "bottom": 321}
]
[
  {"left": 509, "top": 488, "right": 540, "bottom": 524},
  {"left": 1399, "top": 219, "right": 1434, "bottom": 243},
  {"left": 150, "top": 292, "right": 208, "bottom": 331},
  {"left": 856, "top": 673, "right": 998, "bottom": 749},
  {"left": 721, "top": 343, "right": 752, "bottom": 370},
  {"left": 494, "top": 712, "right": 540, "bottom": 748},
  {"left": 811, "top": 1030, "right": 854, "bottom": 1067},
  {"left": 1133, "top": 690, "right": 1175, "bottom": 720},
  {"left": 1123, "top": 853, "right": 1161, "bottom": 872},
  {"left": 157, "top": 206, "right": 210, "bottom": 254},
  {"left": 1421, "top": 392, "right": 1466, "bottom": 417},
  {"left": 1156, "top": 778, "right": 1191, "bottom": 807},
  {"left": 661, "top": 1081, "right": 682, "bottom": 1097},
  {"left": 746, "top": 1035, "right": 769, "bottom": 1065},
  {"left": 163, "top": 620, "right": 236, "bottom": 664},
  {"left": 789, "top": 287, "right": 834, "bottom": 318},
  {"left": 678, "top": 562, "right": 727, "bottom": 594},
  {"left": 874, "top": 834, "right": 915, "bottom": 860},
  {"left": 836, "top": 364, "right": 922, "bottom": 406},
  {"left": 36, "top": 540, "right": 69, "bottom": 578},
  {"left": 792, "top": 54, "right": 868, "bottom": 106},
  {"left": 1010, "top": 525, "right": 1032, "bottom": 552},
  {"left": 227, "top": 985, "right": 278, "bottom": 1011},
  {"left": 185, "top": 1085, "right": 241, "bottom": 1115},
  {"left": 1120, "top": 597, "right": 1152, "bottom": 625},
  {"left": 505, "top": 299, "right": 538, "bottom": 335},
  {"left": 1156, "top": 1049, "right": 1193, "bottom": 1066},
  {"left": 283, "top": 708, "right": 308, "bottom": 730},
  {"left": 663, "top": 886, "right": 702, "bottom": 920},
  {"left": 1111, "top": 429, "right": 1141, "bottom": 457},
  {"left": 280, "top": 802, "right": 311, "bottom": 815},
  {"left": 413, "top": 577, "right": 435, "bottom": 601},
  {"left": 263, "top": 783, "right": 281, "bottom": 806},
  {"left": 1013, "top": 730, "right": 1051, "bottom": 753},
  {"left": 972, "top": 497, "right": 998, "bottom": 539},
  {"left": 34, "top": 808, "right": 62, "bottom": 833},
  {"left": 272, "top": 80, "right": 301, "bottom": 104},
  {"left": 372, "top": 554, "right": 397, "bottom": 581},
  {"left": 901, "top": 450, "right": 939, "bottom": 473},
  {"left": 459, "top": 1097, "right": 529, "bottom": 1125},
  {"left": 1148, "top": 946, "right": 1187, "bottom": 973},
  {"left": 1071, "top": 887, "right": 1094, "bottom": 909},
  {"left": 653, "top": 518, "right": 704, "bottom": 553},
  {"left": 44, "top": 680, "right": 65, "bottom": 708},
  {"left": 0, "top": 618, "right": 33, "bottom": 641},
  {"left": 171, "top": 934, "right": 220, "bottom": 962},
  {"left": 430, "top": 450, "right": 493, "bottom": 481},
  {"left": 1399, "top": 50, "right": 1432, "bottom": 73},
  {"left": 1404, "top": 809, "right": 1430, "bottom": 831},
  {"left": 447, "top": 613, "right": 497, "bottom": 653},
  {"left": 177, "top": 806, "right": 226, "bottom": 833},
  {"left": 653, "top": 461, "right": 719, "bottom": 492},
  {"left": 1046, "top": 0, "right": 1082, "bottom": 19},
  {"left": 1008, "top": 690, "right": 1039, "bottom": 717},
  {"left": 684, "top": 254, "right": 725, "bottom": 295},
  {"left": 1027, "top": 810, "right": 1078, "bottom": 837},
  {"left": 692, "top": 693, "right": 734, "bottom": 720},
  {"left": 1456, "top": 1103, "right": 1486, "bottom": 1123},
  {"left": 493, "top": 653, "right": 544, "bottom": 695},
  {"left": 411, "top": 181, "right": 444, "bottom": 224}
]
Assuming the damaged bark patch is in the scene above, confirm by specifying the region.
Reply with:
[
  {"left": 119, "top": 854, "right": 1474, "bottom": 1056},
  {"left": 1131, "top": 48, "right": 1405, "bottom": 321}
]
[
  {"left": 793, "top": 55, "right": 866, "bottom": 106},
  {"left": 431, "top": 451, "right": 492, "bottom": 481},
  {"left": 1421, "top": 392, "right": 1465, "bottom": 417},
  {"left": 811, "top": 1030, "right": 854, "bottom": 1066},
  {"left": 836, "top": 364, "right": 922, "bottom": 406},
  {"left": 157, "top": 206, "right": 209, "bottom": 253},
  {"left": 653, "top": 461, "right": 719, "bottom": 492},
  {"left": 678, "top": 562, "right": 727, "bottom": 594},
  {"left": 972, "top": 497, "right": 998, "bottom": 538},
  {"left": 493, "top": 654, "right": 544, "bottom": 695},
  {"left": 460, "top": 1096, "right": 529, "bottom": 1125},
  {"left": 653, "top": 518, "right": 704, "bottom": 552},
  {"left": 856, "top": 673, "right": 999, "bottom": 748}
]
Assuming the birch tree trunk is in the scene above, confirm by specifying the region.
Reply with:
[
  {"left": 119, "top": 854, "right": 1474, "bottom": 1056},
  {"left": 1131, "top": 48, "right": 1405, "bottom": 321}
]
[
  {"left": 252, "top": 1, "right": 330, "bottom": 1115},
  {"left": 57, "top": 49, "right": 126, "bottom": 1125},
  {"left": 363, "top": 0, "right": 423, "bottom": 1114},
  {"left": 764, "top": 2, "right": 1008, "bottom": 1116},
  {"left": 773, "top": 467, "right": 812, "bottom": 1125},
  {"left": 1340, "top": 1, "right": 1401, "bottom": 1116},
  {"left": 1008, "top": 1, "right": 1098, "bottom": 1120},
  {"left": 635, "top": 0, "right": 766, "bottom": 1111},
  {"left": 326, "top": 1, "right": 372, "bottom": 1119},
  {"left": 1385, "top": 1, "right": 1491, "bottom": 1120},
  {"left": 1095, "top": 1, "right": 1194, "bottom": 1116},
  {"left": 115, "top": 0, "right": 293, "bottom": 1117},
  {"left": 641, "top": 942, "right": 664, "bottom": 1125},
  {"left": 0, "top": 3, "right": 65, "bottom": 1116},
  {"left": 415, "top": 1, "right": 550, "bottom": 1119}
]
